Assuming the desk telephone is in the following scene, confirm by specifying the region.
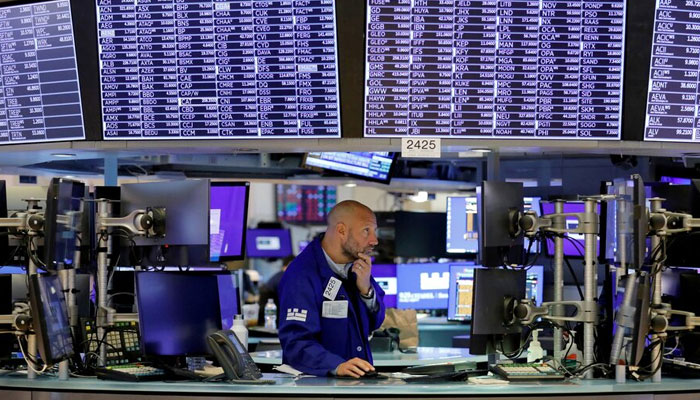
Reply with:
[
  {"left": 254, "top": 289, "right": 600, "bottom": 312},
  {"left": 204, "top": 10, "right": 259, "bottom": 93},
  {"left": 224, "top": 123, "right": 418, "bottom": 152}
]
[{"left": 206, "top": 330, "right": 272, "bottom": 383}]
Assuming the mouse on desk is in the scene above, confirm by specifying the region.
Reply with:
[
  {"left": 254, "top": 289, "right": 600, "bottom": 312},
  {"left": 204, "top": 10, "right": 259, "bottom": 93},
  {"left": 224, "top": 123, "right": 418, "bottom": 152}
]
[{"left": 336, "top": 369, "right": 388, "bottom": 380}]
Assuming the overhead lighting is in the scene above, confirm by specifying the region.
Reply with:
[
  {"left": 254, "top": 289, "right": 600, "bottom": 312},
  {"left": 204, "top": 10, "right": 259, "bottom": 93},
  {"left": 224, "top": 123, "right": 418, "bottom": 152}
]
[
  {"left": 471, "top": 148, "right": 492, "bottom": 153},
  {"left": 52, "top": 153, "right": 76, "bottom": 158},
  {"left": 344, "top": 182, "right": 357, "bottom": 188}
]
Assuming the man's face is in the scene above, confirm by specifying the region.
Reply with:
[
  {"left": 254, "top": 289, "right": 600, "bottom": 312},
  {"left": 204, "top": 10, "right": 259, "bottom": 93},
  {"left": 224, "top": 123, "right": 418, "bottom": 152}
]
[{"left": 341, "top": 211, "right": 378, "bottom": 261}]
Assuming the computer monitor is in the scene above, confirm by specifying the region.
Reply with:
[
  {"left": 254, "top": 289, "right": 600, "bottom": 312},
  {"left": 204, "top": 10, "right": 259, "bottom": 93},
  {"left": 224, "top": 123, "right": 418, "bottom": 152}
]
[
  {"left": 120, "top": 179, "right": 210, "bottom": 265},
  {"left": 540, "top": 201, "right": 601, "bottom": 258},
  {"left": 447, "top": 264, "right": 542, "bottom": 322},
  {"left": 470, "top": 268, "right": 525, "bottom": 355},
  {"left": 28, "top": 274, "right": 74, "bottom": 365},
  {"left": 395, "top": 211, "right": 447, "bottom": 258},
  {"left": 477, "top": 182, "right": 524, "bottom": 267},
  {"left": 135, "top": 271, "right": 241, "bottom": 357},
  {"left": 209, "top": 182, "right": 250, "bottom": 262},
  {"left": 447, "top": 263, "right": 480, "bottom": 322},
  {"left": 446, "top": 197, "right": 478, "bottom": 254},
  {"left": 372, "top": 264, "right": 397, "bottom": 308},
  {"left": 43, "top": 178, "right": 85, "bottom": 270},
  {"left": 302, "top": 152, "right": 397, "bottom": 184},
  {"left": 396, "top": 263, "right": 450, "bottom": 310},
  {"left": 276, "top": 184, "right": 337, "bottom": 225},
  {"left": 246, "top": 229, "right": 293, "bottom": 258}
]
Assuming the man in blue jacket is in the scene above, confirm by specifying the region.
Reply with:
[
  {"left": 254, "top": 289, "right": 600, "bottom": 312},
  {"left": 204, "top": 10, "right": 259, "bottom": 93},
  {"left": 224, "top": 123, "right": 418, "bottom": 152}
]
[{"left": 278, "top": 200, "right": 386, "bottom": 377}]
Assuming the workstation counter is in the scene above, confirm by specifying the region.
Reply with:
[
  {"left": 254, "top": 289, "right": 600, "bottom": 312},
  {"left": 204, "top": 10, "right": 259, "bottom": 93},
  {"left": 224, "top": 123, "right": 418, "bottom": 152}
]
[{"left": 1, "top": 373, "right": 699, "bottom": 399}]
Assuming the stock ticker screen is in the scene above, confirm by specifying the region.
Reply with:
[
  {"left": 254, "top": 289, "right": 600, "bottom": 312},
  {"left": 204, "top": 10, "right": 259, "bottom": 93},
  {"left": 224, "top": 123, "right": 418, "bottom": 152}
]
[
  {"left": 644, "top": 0, "right": 700, "bottom": 142},
  {"left": 0, "top": 0, "right": 85, "bottom": 144},
  {"left": 364, "top": 0, "right": 626, "bottom": 139},
  {"left": 96, "top": 0, "right": 341, "bottom": 140}
]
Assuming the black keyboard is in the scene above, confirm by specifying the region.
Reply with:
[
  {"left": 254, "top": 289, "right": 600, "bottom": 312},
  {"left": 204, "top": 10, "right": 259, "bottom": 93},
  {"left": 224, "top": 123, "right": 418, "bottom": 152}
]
[
  {"left": 95, "top": 364, "right": 167, "bottom": 382},
  {"left": 490, "top": 363, "right": 566, "bottom": 381}
]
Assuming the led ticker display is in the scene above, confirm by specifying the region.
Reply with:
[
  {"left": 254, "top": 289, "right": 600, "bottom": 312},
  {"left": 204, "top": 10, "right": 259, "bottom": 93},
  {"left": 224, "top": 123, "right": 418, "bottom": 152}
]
[
  {"left": 0, "top": 0, "right": 85, "bottom": 144},
  {"left": 644, "top": 0, "right": 700, "bottom": 142},
  {"left": 364, "top": 0, "right": 626, "bottom": 139},
  {"left": 96, "top": 0, "right": 341, "bottom": 140}
]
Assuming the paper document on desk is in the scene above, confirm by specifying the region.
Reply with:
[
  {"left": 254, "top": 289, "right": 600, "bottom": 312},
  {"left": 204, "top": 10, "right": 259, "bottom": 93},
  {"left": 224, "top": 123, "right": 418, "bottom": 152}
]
[{"left": 273, "top": 364, "right": 310, "bottom": 377}]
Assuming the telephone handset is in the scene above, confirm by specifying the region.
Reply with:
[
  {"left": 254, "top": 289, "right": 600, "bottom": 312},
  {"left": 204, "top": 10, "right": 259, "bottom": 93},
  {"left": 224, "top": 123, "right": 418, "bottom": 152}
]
[{"left": 206, "top": 330, "right": 264, "bottom": 381}]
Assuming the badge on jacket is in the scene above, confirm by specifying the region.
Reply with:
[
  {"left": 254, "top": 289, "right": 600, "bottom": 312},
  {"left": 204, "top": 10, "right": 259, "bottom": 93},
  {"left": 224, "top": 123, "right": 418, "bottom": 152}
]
[
  {"left": 322, "top": 300, "right": 348, "bottom": 319},
  {"left": 323, "top": 276, "right": 342, "bottom": 300}
]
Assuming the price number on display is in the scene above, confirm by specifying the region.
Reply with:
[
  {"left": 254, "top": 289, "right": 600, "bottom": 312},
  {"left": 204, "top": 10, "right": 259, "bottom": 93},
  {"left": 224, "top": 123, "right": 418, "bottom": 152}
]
[{"left": 401, "top": 138, "right": 441, "bottom": 158}]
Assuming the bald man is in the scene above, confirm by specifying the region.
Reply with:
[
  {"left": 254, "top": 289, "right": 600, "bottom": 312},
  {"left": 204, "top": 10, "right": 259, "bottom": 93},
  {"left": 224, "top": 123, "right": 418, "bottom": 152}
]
[{"left": 278, "top": 200, "right": 386, "bottom": 377}]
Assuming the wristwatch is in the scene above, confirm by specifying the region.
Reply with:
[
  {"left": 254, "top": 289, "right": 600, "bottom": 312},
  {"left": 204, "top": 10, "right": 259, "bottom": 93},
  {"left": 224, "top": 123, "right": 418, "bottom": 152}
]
[{"left": 360, "top": 287, "right": 374, "bottom": 299}]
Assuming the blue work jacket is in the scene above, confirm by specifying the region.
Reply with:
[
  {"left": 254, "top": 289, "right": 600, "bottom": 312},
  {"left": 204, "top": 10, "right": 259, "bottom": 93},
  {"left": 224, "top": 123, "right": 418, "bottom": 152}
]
[{"left": 278, "top": 238, "right": 386, "bottom": 376}]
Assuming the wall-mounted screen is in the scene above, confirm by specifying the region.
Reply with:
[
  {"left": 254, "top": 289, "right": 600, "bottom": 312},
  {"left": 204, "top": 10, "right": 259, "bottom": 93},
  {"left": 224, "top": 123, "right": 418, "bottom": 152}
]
[
  {"left": 372, "top": 263, "right": 397, "bottom": 308},
  {"left": 644, "top": 1, "right": 700, "bottom": 142},
  {"left": 364, "top": 1, "right": 625, "bottom": 139},
  {"left": 396, "top": 262, "right": 449, "bottom": 310},
  {"left": 96, "top": 0, "right": 341, "bottom": 140},
  {"left": 276, "top": 184, "right": 336, "bottom": 224},
  {"left": 0, "top": 0, "right": 85, "bottom": 144},
  {"left": 446, "top": 196, "right": 477, "bottom": 254},
  {"left": 303, "top": 152, "right": 396, "bottom": 184}
]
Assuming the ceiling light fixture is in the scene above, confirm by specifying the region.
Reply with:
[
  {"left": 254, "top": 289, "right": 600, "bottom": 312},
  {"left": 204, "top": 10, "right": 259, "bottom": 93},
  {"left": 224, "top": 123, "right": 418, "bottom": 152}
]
[
  {"left": 51, "top": 153, "right": 77, "bottom": 158},
  {"left": 471, "top": 148, "right": 492, "bottom": 153}
]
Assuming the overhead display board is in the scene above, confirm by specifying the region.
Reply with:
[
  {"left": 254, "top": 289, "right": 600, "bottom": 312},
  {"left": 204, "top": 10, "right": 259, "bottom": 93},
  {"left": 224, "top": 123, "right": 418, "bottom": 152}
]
[
  {"left": 96, "top": 0, "right": 341, "bottom": 140},
  {"left": 644, "top": 0, "right": 700, "bottom": 142},
  {"left": 0, "top": 0, "right": 85, "bottom": 144},
  {"left": 364, "top": 0, "right": 626, "bottom": 139}
]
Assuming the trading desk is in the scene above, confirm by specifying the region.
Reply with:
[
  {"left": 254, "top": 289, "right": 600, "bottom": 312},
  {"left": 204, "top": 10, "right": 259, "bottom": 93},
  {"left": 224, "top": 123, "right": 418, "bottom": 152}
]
[
  {"left": 251, "top": 346, "right": 483, "bottom": 368},
  {"left": 0, "top": 373, "right": 700, "bottom": 399}
]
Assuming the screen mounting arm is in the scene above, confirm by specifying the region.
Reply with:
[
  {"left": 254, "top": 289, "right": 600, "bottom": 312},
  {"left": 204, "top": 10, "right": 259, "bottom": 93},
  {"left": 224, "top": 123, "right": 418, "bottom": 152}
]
[{"left": 93, "top": 199, "right": 166, "bottom": 366}]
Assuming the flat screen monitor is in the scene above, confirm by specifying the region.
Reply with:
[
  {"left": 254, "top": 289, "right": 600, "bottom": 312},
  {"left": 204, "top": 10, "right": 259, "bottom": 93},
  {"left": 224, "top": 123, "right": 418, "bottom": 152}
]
[
  {"left": 395, "top": 211, "right": 447, "bottom": 258},
  {"left": 28, "top": 274, "right": 74, "bottom": 365},
  {"left": 0, "top": 0, "right": 85, "bottom": 145},
  {"left": 446, "top": 197, "right": 477, "bottom": 254},
  {"left": 372, "top": 264, "right": 397, "bottom": 308},
  {"left": 120, "top": 179, "right": 210, "bottom": 265},
  {"left": 447, "top": 264, "right": 543, "bottom": 322},
  {"left": 303, "top": 152, "right": 397, "bottom": 184},
  {"left": 96, "top": 0, "right": 341, "bottom": 140},
  {"left": 135, "top": 271, "right": 241, "bottom": 357},
  {"left": 396, "top": 263, "right": 449, "bottom": 310},
  {"left": 540, "top": 201, "right": 601, "bottom": 258},
  {"left": 276, "top": 184, "right": 337, "bottom": 225},
  {"left": 364, "top": 1, "right": 626, "bottom": 139},
  {"left": 246, "top": 229, "right": 292, "bottom": 258},
  {"left": 209, "top": 182, "right": 250, "bottom": 262},
  {"left": 43, "top": 178, "right": 85, "bottom": 270},
  {"left": 645, "top": 1, "right": 700, "bottom": 142}
]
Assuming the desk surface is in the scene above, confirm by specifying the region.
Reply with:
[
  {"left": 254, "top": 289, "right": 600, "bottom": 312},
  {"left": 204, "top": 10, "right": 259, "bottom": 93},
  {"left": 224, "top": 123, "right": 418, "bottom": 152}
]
[
  {"left": 251, "top": 346, "right": 484, "bottom": 367},
  {"left": 0, "top": 373, "right": 700, "bottom": 398}
]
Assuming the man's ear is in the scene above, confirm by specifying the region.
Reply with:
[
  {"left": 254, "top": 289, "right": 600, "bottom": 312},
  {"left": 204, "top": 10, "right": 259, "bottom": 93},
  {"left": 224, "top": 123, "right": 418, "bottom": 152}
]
[{"left": 336, "top": 222, "right": 347, "bottom": 237}]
